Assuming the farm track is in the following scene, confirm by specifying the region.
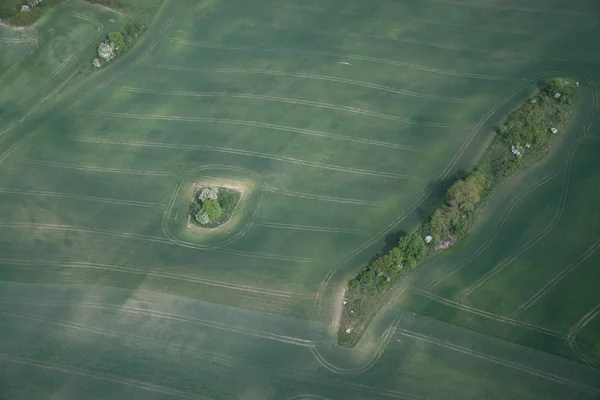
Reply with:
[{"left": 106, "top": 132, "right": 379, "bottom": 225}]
[
  {"left": 120, "top": 87, "right": 449, "bottom": 128},
  {"left": 264, "top": 187, "right": 382, "bottom": 207},
  {"left": 155, "top": 64, "right": 467, "bottom": 103},
  {"left": 170, "top": 38, "right": 509, "bottom": 81},
  {"left": 70, "top": 134, "right": 415, "bottom": 180}
]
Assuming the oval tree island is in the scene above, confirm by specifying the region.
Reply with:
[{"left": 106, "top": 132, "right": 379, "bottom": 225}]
[{"left": 190, "top": 186, "right": 242, "bottom": 228}]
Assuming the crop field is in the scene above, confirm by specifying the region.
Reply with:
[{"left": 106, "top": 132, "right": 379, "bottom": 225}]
[{"left": 1, "top": 0, "right": 600, "bottom": 398}]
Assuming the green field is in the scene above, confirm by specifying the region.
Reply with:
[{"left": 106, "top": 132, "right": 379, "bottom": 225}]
[{"left": 1, "top": 0, "right": 600, "bottom": 398}]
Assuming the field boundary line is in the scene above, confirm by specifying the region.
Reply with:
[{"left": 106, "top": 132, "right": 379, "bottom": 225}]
[
  {"left": 396, "top": 328, "right": 600, "bottom": 396},
  {"left": 233, "top": 22, "right": 582, "bottom": 64},
  {"left": 0, "top": 351, "right": 208, "bottom": 400},
  {"left": 0, "top": 301, "right": 316, "bottom": 346},
  {"left": 155, "top": 64, "right": 467, "bottom": 103},
  {"left": 170, "top": 38, "right": 508, "bottom": 81},
  {"left": 254, "top": 222, "right": 364, "bottom": 235},
  {"left": 461, "top": 80, "right": 598, "bottom": 297},
  {"left": 413, "top": 289, "right": 563, "bottom": 337},
  {"left": 0, "top": 188, "right": 161, "bottom": 207},
  {"left": 510, "top": 238, "right": 600, "bottom": 318},
  {"left": 429, "top": 170, "right": 560, "bottom": 288},
  {"left": 264, "top": 186, "right": 382, "bottom": 206},
  {"left": 71, "top": 134, "right": 415, "bottom": 180},
  {"left": 0, "top": 257, "right": 302, "bottom": 298},
  {"left": 22, "top": 158, "right": 172, "bottom": 176},
  {"left": 120, "top": 87, "right": 449, "bottom": 128},
  {"left": 314, "top": 81, "right": 529, "bottom": 313}
]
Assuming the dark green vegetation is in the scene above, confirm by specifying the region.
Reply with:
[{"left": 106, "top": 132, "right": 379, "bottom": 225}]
[
  {"left": 1, "top": 0, "right": 600, "bottom": 398},
  {"left": 0, "top": 0, "right": 59, "bottom": 26},
  {"left": 340, "top": 79, "right": 579, "bottom": 345},
  {"left": 190, "top": 187, "right": 241, "bottom": 227}
]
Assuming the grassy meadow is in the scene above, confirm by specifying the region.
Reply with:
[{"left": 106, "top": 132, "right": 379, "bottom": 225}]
[{"left": 1, "top": 0, "right": 600, "bottom": 398}]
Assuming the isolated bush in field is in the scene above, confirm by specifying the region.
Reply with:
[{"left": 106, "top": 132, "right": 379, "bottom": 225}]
[
  {"left": 97, "top": 41, "right": 116, "bottom": 61},
  {"left": 92, "top": 58, "right": 101, "bottom": 68},
  {"left": 198, "top": 187, "right": 219, "bottom": 202},
  {"left": 201, "top": 199, "right": 222, "bottom": 221}
]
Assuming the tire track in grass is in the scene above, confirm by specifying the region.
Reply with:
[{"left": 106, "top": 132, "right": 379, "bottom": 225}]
[
  {"left": 0, "top": 352, "right": 208, "bottom": 400},
  {"left": 413, "top": 289, "right": 563, "bottom": 338},
  {"left": 70, "top": 135, "right": 416, "bottom": 180},
  {"left": 232, "top": 22, "right": 580, "bottom": 63},
  {"left": 566, "top": 303, "right": 600, "bottom": 368},
  {"left": 254, "top": 222, "right": 364, "bottom": 236},
  {"left": 395, "top": 328, "right": 600, "bottom": 396},
  {"left": 120, "top": 87, "right": 448, "bottom": 128},
  {"left": 264, "top": 186, "right": 382, "bottom": 207},
  {"left": 428, "top": 170, "right": 560, "bottom": 289},
  {"left": 0, "top": 310, "right": 429, "bottom": 400},
  {"left": 91, "top": 106, "right": 419, "bottom": 151},
  {"left": 154, "top": 64, "right": 467, "bottom": 103},
  {"left": 0, "top": 301, "right": 316, "bottom": 346},
  {"left": 169, "top": 39, "right": 507, "bottom": 81},
  {"left": 408, "top": 0, "right": 600, "bottom": 17},
  {"left": 0, "top": 188, "right": 161, "bottom": 208},
  {"left": 461, "top": 82, "right": 598, "bottom": 297},
  {"left": 0, "top": 223, "right": 314, "bottom": 263},
  {"left": 0, "top": 258, "right": 302, "bottom": 299},
  {"left": 22, "top": 158, "right": 172, "bottom": 176},
  {"left": 509, "top": 238, "right": 600, "bottom": 318},
  {"left": 314, "top": 82, "right": 529, "bottom": 313}
]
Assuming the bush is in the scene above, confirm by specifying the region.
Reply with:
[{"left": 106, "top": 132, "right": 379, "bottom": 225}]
[
  {"left": 201, "top": 199, "right": 222, "bottom": 221},
  {"left": 108, "top": 31, "right": 127, "bottom": 52},
  {"left": 10, "top": 7, "right": 43, "bottom": 25}
]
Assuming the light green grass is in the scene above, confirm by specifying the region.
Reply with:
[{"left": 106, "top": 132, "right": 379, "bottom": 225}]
[{"left": 1, "top": 0, "right": 600, "bottom": 397}]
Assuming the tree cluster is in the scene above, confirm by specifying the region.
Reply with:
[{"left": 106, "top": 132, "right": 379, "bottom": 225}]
[{"left": 93, "top": 20, "right": 145, "bottom": 68}]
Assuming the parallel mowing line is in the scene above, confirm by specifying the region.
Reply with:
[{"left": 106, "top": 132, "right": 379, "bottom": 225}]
[
  {"left": 0, "top": 353, "right": 204, "bottom": 400},
  {"left": 415, "top": 0, "right": 600, "bottom": 17},
  {"left": 155, "top": 64, "right": 466, "bottom": 103},
  {"left": 119, "top": 87, "right": 447, "bottom": 128},
  {"left": 22, "top": 159, "right": 171, "bottom": 176},
  {"left": 0, "top": 188, "right": 159, "bottom": 208},
  {"left": 254, "top": 222, "right": 363, "bottom": 235},
  {"left": 396, "top": 328, "right": 600, "bottom": 396},
  {"left": 264, "top": 187, "right": 382, "bottom": 206},
  {"left": 71, "top": 133, "right": 414, "bottom": 180},
  {"left": 0, "top": 258, "right": 298, "bottom": 298},
  {"left": 90, "top": 109, "right": 419, "bottom": 152},
  {"left": 414, "top": 289, "right": 562, "bottom": 338},
  {"left": 169, "top": 38, "right": 505, "bottom": 81},
  {"left": 0, "top": 302, "right": 316, "bottom": 346},
  {"left": 0, "top": 223, "right": 314, "bottom": 263},
  {"left": 232, "top": 22, "right": 576, "bottom": 63},
  {"left": 509, "top": 238, "right": 600, "bottom": 318}
]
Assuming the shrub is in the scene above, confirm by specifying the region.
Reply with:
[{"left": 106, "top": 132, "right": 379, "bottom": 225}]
[
  {"left": 10, "top": 7, "right": 43, "bottom": 25},
  {"left": 198, "top": 187, "right": 219, "bottom": 202},
  {"left": 108, "top": 31, "right": 127, "bottom": 52},
  {"left": 202, "top": 199, "right": 222, "bottom": 221}
]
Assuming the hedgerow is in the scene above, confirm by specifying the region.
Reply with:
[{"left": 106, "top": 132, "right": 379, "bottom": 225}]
[{"left": 339, "top": 78, "right": 578, "bottom": 346}]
